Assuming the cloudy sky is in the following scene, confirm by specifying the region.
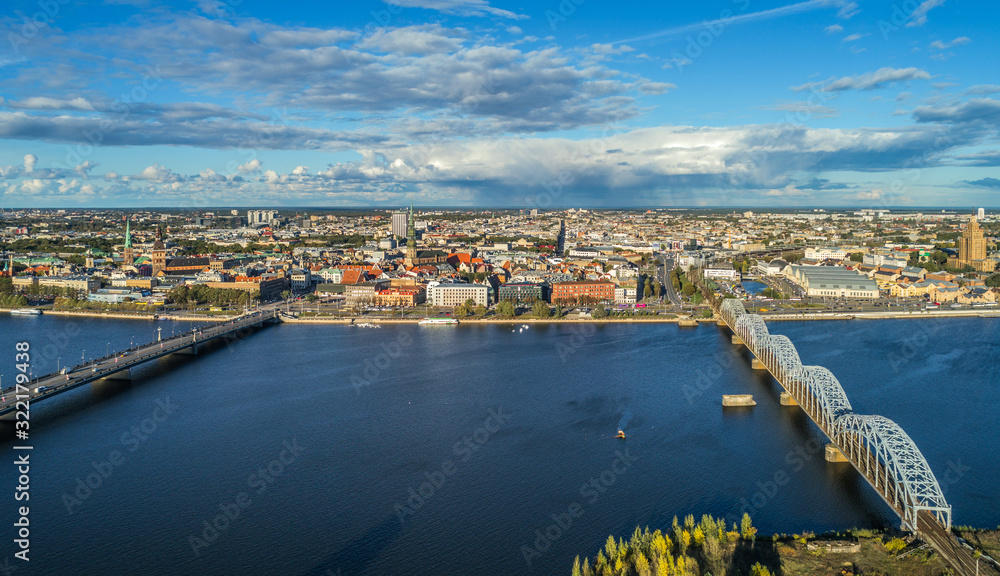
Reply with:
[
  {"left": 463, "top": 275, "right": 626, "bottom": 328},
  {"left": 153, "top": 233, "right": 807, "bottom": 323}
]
[{"left": 1, "top": 0, "right": 999, "bottom": 208}]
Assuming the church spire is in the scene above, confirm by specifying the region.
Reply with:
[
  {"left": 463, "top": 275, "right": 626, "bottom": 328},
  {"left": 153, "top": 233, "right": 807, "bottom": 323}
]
[
  {"left": 405, "top": 198, "right": 417, "bottom": 265},
  {"left": 124, "top": 216, "right": 132, "bottom": 248}
]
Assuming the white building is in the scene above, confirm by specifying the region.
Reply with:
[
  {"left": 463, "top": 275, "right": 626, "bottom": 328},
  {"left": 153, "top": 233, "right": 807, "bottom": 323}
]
[
  {"left": 614, "top": 286, "right": 637, "bottom": 305},
  {"left": 703, "top": 267, "right": 741, "bottom": 281},
  {"left": 290, "top": 268, "right": 312, "bottom": 291},
  {"left": 391, "top": 211, "right": 408, "bottom": 238},
  {"left": 804, "top": 247, "right": 848, "bottom": 261},
  {"left": 427, "top": 282, "right": 489, "bottom": 307},
  {"left": 247, "top": 210, "right": 278, "bottom": 227},
  {"left": 978, "top": 207, "right": 986, "bottom": 220}
]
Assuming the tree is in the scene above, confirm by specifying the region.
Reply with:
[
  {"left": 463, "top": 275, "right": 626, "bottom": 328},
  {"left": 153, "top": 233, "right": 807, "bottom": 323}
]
[
  {"left": 554, "top": 304, "right": 563, "bottom": 318},
  {"left": 653, "top": 281, "right": 662, "bottom": 299},
  {"left": 532, "top": 300, "right": 551, "bottom": 318},
  {"left": 883, "top": 537, "right": 907, "bottom": 555},
  {"left": 305, "top": 294, "right": 318, "bottom": 302},
  {"left": 643, "top": 280, "right": 652, "bottom": 300},
  {"left": 740, "top": 513, "right": 757, "bottom": 541},
  {"left": 849, "top": 252, "right": 863, "bottom": 263},
  {"left": 986, "top": 273, "right": 1000, "bottom": 288},
  {"left": 474, "top": 304, "right": 486, "bottom": 316},
  {"left": 592, "top": 303, "right": 607, "bottom": 318},
  {"left": 280, "top": 290, "right": 292, "bottom": 301},
  {"left": 750, "top": 562, "right": 772, "bottom": 576},
  {"left": 681, "top": 284, "right": 697, "bottom": 297},
  {"left": 496, "top": 299, "right": 516, "bottom": 318},
  {"left": 454, "top": 303, "right": 470, "bottom": 317}
]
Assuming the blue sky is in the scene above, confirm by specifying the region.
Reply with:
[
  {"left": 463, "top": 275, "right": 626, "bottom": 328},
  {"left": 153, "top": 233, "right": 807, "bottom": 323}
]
[{"left": 1, "top": 0, "right": 999, "bottom": 208}]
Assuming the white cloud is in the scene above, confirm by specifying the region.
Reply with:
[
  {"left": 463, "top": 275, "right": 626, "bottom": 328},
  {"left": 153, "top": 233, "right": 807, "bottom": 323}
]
[
  {"left": 137, "top": 163, "right": 183, "bottom": 182},
  {"left": 907, "top": 0, "right": 946, "bottom": 27},
  {"left": 74, "top": 160, "right": 98, "bottom": 177},
  {"left": 238, "top": 159, "right": 263, "bottom": 174},
  {"left": 292, "top": 166, "right": 310, "bottom": 175},
  {"left": 794, "top": 67, "right": 931, "bottom": 92},
  {"left": 836, "top": 2, "right": 860, "bottom": 19},
  {"left": 824, "top": 24, "right": 843, "bottom": 34},
  {"left": 382, "top": 0, "right": 527, "bottom": 20},
  {"left": 841, "top": 33, "right": 868, "bottom": 42},
  {"left": 23, "top": 154, "right": 37, "bottom": 173},
  {"left": 930, "top": 36, "right": 970, "bottom": 50}
]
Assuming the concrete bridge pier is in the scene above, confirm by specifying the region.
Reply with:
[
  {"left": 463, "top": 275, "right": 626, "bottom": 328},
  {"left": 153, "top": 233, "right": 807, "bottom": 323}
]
[
  {"left": 717, "top": 320, "right": 728, "bottom": 327},
  {"left": 825, "top": 444, "right": 849, "bottom": 463},
  {"left": 174, "top": 344, "right": 199, "bottom": 355},
  {"left": 751, "top": 358, "right": 766, "bottom": 370},
  {"left": 779, "top": 392, "right": 798, "bottom": 406},
  {"left": 731, "top": 335, "right": 744, "bottom": 345}
]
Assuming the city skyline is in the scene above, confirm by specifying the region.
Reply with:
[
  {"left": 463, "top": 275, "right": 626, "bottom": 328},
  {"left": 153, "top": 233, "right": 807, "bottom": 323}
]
[{"left": 2, "top": 0, "right": 1000, "bottom": 208}]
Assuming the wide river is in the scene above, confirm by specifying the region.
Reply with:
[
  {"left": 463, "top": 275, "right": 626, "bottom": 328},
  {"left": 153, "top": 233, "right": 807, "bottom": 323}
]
[{"left": 1, "top": 315, "right": 997, "bottom": 575}]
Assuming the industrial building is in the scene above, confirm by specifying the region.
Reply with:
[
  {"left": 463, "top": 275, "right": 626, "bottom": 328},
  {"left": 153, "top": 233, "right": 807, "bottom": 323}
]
[{"left": 786, "top": 266, "right": 880, "bottom": 298}]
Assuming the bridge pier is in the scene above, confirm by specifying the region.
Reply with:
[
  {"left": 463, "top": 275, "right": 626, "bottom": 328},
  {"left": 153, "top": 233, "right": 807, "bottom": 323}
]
[
  {"left": 779, "top": 392, "right": 798, "bottom": 406},
  {"left": 824, "top": 444, "right": 849, "bottom": 463},
  {"left": 751, "top": 358, "right": 766, "bottom": 370},
  {"left": 174, "top": 345, "right": 199, "bottom": 355},
  {"left": 716, "top": 320, "right": 728, "bottom": 327},
  {"left": 731, "top": 335, "right": 744, "bottom": 345}
]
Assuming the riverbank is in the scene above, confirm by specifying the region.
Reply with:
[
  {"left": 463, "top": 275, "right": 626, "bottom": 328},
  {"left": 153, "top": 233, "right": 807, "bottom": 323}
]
[
  {"left": 5, "top": 307, "right": 999, "bottom": 324},
  {"left": 571, "top": 521, "right": 1000, "bottom": 576}
]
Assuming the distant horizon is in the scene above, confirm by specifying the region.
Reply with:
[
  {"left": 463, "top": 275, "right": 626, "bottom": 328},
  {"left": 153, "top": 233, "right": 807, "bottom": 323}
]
[{"left": 2, "top": 205, "right": 998, "bottom": 213}]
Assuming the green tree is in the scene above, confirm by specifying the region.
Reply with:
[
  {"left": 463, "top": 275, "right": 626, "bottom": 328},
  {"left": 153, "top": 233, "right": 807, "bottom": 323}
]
[
  {"left": 474, "top": 304, "right": 486, "bottom": 316},
  {"left": 750, "top": 562, "right": 773, "bottom": 576},
  {"left": 305, "top": 294, "right": 318, "bottom": 302},
  {"left": 986, "top": 273, "right": 1000, "bottom": 288},
  {"left": 643, "top": 280, "right": 652, "bottom": 300},
  {"left": 740, "top": 513, "right": 757, "bottom": 541},
  {"left": 849, "top": 252, "right": 863, "bottom": 263},
  {"left": 496, "top": 299, "right": 516, "bottom": 318},
  {"left": 592, "top": 303, "right": 607, "bottom": 318},
  {"left": 532, "top": 300, "right": 551, "bottom": 318},
  {"left": 653, "top": 280, "right": 662, "bottom": 299},
  {"left": 554, "top": 304, "right": 563, "bottom": 318},
  {"left": 280, "top": 290, "right": 292, "bottom": 301},
  {"left": 883, "top": 537, "right": 907, "bottom": 555}
]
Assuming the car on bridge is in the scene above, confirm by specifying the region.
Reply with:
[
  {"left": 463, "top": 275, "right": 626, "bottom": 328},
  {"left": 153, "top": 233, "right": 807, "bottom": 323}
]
[{"left": 34, "top": 386, "right": 51, "bottom": 394}]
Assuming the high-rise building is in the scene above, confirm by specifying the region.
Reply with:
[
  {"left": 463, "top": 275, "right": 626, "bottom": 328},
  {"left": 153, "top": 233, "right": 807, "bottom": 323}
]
[
  {"left": 978, "top": 207, "right": 986, "bottom": 221},
  {"left": 247, "top": 210, "right": 277, "bottom": 227},
  {"left": 947, "top": 213, "right": 992, "bottom": 272},
  {"left": 404, "top": 201, "right": 417, "bottom": 267},
  {"left": 392, "top": 211, "right": 408, "bottom": 238}
]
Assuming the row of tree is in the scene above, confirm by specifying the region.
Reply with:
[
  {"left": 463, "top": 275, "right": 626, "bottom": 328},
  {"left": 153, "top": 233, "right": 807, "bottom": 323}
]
[
  {"left": 169, "top": 284, "right": 258, "bottom": 306},
  {"left": 571, "top": 514, "right": 765, "bottom": 576}
]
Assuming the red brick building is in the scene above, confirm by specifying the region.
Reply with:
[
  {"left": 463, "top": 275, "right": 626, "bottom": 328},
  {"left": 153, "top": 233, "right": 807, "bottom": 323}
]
[{"left": 551, "top": 280, "right": 615, "bottom": 304}]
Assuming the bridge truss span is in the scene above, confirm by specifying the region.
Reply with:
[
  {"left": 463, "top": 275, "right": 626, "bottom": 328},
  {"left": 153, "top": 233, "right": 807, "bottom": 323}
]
[{"left": 718, "top": 298, "right": 952, "bottom": 533}]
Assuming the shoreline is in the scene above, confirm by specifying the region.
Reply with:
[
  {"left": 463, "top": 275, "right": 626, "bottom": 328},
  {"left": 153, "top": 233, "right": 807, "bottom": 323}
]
[{"left": 5, "top": 308, "right": 999, "bottom": 324}]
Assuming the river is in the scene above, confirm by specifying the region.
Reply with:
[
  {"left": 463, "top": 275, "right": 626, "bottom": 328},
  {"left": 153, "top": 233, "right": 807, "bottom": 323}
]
[{"left": 1, "top": 315, "right": 997, "bottom": 575}]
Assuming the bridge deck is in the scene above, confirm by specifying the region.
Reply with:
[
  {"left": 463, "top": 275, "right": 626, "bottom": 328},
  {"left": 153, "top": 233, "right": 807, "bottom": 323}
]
[{"left": 0, "top": 310, "right": 276, "bottom": 416}]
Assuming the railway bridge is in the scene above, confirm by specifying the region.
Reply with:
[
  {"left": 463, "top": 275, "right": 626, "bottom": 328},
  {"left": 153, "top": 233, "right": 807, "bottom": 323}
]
[{"left": 718, "top": 298, "right": 994, "bottom": 576}]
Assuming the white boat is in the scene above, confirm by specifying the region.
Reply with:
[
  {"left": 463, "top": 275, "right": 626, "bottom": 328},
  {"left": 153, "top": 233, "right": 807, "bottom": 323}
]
[
  {"left": 419, "top": 317, "right": 459, "bottom": 325},
  {"left": 10, "top": 308, "right": 42, "bottom": 315}
]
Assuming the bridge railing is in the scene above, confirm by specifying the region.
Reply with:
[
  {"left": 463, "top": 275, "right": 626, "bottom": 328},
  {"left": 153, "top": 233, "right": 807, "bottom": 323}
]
[{"left": 718, "top": 299, "right": 952, "bottom": 530}]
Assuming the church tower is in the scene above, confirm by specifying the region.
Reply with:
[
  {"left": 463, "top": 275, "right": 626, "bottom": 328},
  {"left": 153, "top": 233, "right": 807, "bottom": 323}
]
[
  {"left": 123, "top": 216, "right": 134, "bottom": 267},
  {"left": 151, "top": 226, "right": 167, "bottom": 276}
]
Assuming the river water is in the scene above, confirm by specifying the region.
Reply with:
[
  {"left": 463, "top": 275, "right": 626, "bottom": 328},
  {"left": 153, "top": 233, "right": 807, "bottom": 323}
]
[{"left": 1, "top": 315, "right": 997, "bottom": 576}]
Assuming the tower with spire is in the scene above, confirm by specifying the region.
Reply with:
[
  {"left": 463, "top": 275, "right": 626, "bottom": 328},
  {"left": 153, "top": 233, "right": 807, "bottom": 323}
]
[
  {"left": 151, "top": 225, "right": 167, "bottom": 276},
  {"left": 123, "top": 215, "right": 134, "bottom": 267},
  {"left": 404, "top": 199, "right": 417, "bottom": 266}
]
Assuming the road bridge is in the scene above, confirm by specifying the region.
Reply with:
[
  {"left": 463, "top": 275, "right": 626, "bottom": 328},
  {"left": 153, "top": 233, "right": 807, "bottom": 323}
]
[
  {"left": 0, "top": 310, "right": 279, "bottom": 417},
  {"left": 718, "top": 298, "right": 995, "bottom": 576}
]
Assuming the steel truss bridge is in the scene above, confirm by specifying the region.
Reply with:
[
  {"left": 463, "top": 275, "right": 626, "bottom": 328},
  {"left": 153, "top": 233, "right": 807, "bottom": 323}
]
[{"left": 719, "top": 298, "right": 994, "bottom": 576}]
